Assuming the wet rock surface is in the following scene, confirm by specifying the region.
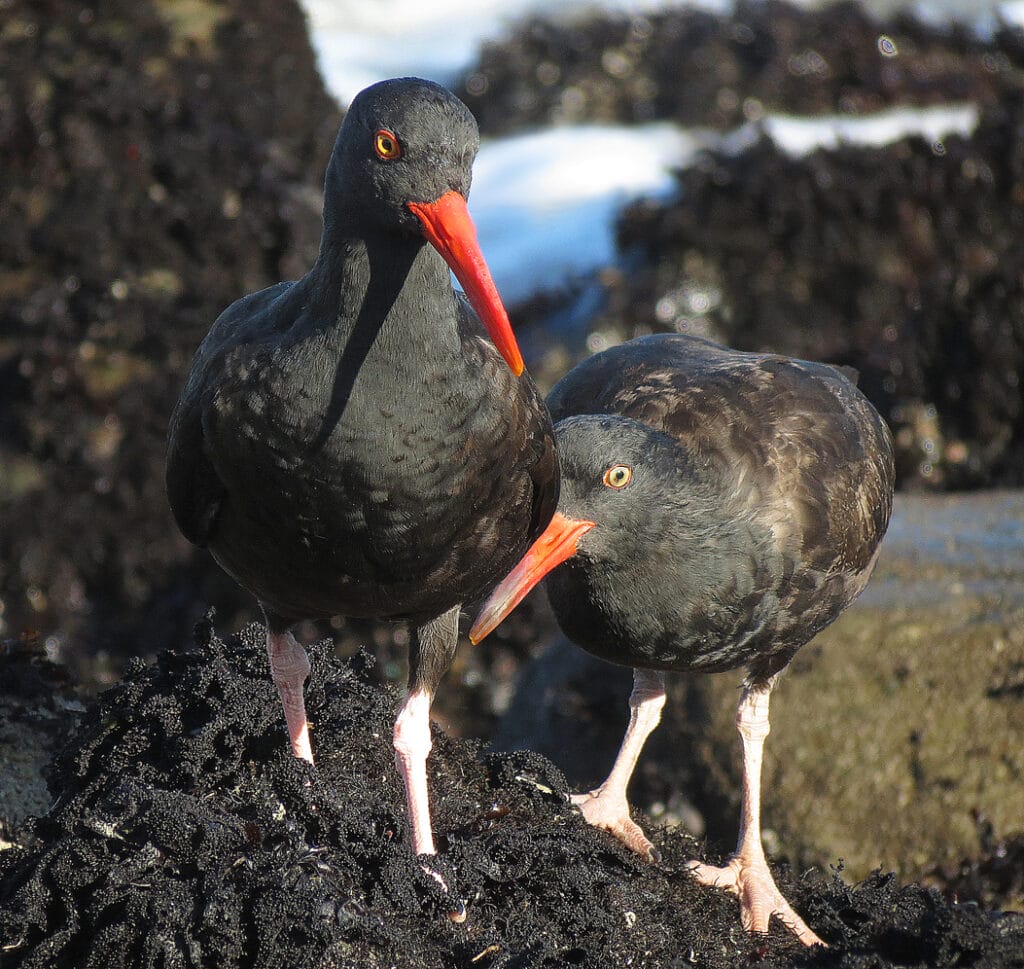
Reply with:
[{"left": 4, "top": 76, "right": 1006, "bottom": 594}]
[
  {"left": 2, "top": 619, "right": 1024, "bottom": 968},
  {"left": 0, "top": 634, "right": 83, "bottom": 849}
]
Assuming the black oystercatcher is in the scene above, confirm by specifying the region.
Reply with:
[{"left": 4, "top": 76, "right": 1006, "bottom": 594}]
[
  {"left": 166, "top": 78, "right": 558, "bottom": 874},
  {"left": 471, "top": 333, "right": 894, "bottom": 945}
]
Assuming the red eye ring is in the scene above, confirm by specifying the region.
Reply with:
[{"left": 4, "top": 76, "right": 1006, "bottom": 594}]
[
  {"left": 602, "top": 465, "right": 633, "bottom": 489},
  {"left": 374, "top": 129, "right": 401, "bottom": 160}
]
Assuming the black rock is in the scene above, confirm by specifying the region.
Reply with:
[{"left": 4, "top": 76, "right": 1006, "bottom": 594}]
[{"left": 2, "top": 620, "right": 1023, "bottom": 967}]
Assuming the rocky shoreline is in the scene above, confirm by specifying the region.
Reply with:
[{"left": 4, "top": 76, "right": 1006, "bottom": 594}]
[{"left": 2, "top": 0, "right": 1022, "bottom": 963}]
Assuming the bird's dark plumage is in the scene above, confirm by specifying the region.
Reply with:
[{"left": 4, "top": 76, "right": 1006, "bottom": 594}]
[
  {"left": 168, "top": 79, "right": 556, "bottom": 625},
  {"left": 542, "top": 332, "right": 893, "bottom": 682},
  {"left": 472, "top": 331, "right": 894, "bottom": 944},
  {"left": 166, "top": 77, "right": 557, "bottom": 873}
]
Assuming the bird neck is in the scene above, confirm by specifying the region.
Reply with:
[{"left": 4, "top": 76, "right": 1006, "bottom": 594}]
[{"left": 307, "top": 226, "right": 458, "bottom": 357}]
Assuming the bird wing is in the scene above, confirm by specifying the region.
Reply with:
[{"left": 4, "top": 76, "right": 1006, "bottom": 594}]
[
  {"left": 549, "top": 331, "right": 894, "bottom": 588},
  {"left": 166, "top": 380, "right": 226, "bottom": 549},
  {"left": 165, "top": 282, "right": 296, "bottom": 549}
]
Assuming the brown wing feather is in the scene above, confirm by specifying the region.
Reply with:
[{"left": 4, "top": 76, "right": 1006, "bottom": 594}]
[{"left": 548, "top": 333, "right": 894, "bottom": 676}]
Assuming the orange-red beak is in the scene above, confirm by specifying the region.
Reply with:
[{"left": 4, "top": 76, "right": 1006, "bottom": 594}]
[
  {"left": 408, "top": 190, "right": 524, "bottom": 377},
  {"left": 469, "top": 512, "right": 596, "bottom": 644}
]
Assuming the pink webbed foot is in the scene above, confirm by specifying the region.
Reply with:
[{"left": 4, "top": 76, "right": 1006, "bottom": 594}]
[
  {"left": 570, "top": 789, "right": 660, "bottom": 863},
  {"left": 688, "top": 679, "right": 826, "bottom": 946},
  {"left": 568, "top": 669, "right": 666, "bottom": 862},
  {"left": 688, "top": 855, "right": 825, "bottom": 947}
]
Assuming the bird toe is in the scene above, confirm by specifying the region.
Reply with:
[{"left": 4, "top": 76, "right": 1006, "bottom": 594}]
[
  {"left": 688, "top": 856, "right": 825, "bottom": 947},
  {"left": 571, "top": 790, "right": 657, "bottom": 861}
]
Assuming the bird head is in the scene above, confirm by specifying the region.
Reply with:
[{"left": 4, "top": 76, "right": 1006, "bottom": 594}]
[
  {"left": 325, "top": 77, "right": 523, "bottom": 375},
  {"left": 470, "top": 414, "right": 685, "bottom": 642}
]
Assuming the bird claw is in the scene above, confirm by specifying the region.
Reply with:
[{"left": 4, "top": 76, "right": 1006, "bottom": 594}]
[
  {"left": 570, "top": 790, "right": 661, "bottom": 863},
  {"left": 687, "top": 856, "right": 825, "bottom": 947}
]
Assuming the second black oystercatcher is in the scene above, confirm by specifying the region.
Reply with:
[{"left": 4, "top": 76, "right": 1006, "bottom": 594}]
[
  {"left": 471, "top": 332, "right": 895, "bottom": 945},
  {"left": 166, "top": 78, "right": 557, "bottom": 874}
]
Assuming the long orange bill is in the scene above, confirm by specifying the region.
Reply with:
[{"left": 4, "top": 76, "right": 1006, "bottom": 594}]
[
  {"left": 408, "top": 190, "right": 525, "bottom": 377},
  {"left": 469, "top": 512, "right": 596, "bottom": 644}
]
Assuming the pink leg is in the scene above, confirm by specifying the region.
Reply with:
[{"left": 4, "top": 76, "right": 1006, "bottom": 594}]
[
  {"left": 688, "top": 680, "right": 825, "bottom": 947},
  {"left": 266, "top": 629, "right": 314, "bottom": 764},
  {"left": 393, "top": 685, "right": 468, "bottom": 922},
  {"left": 571, "top": 668, "right": 666, "bottom": 861},
  {"left": 393, "top": 686, "right": 436, "bottom": 857}
]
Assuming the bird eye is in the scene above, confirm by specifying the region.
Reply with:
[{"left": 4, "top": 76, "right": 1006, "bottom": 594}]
[
  {"left": 602, "top": 465, "right": 633, "bottom": 489},
  {"left": 374, "top": 129, "right": 402, "bottom": 160}
]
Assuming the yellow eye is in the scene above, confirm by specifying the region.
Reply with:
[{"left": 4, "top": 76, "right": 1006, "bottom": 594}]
[
  {"left": 602, "top": 465, "right": 633, "bottom": 489},
  {"left": 374, "top": 129, "right": 402, "bottom": 160}
]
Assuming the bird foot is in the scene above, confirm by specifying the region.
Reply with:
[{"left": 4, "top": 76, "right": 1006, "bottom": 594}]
[
  {"left": 419, "top": 861, "right": 467, "bottom": 923},
  {"left": 570, "top": 790, "right": 660, "bottom": 863},
  {"left": 686, "top": 855, "right": 825, "bottom": 947}
]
